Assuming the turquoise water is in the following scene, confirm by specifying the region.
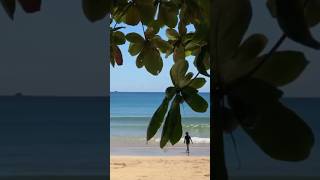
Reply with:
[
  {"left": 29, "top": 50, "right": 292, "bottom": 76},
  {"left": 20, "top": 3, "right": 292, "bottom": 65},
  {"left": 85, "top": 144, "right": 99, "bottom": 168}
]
[
  {"left": 110, "top": 92, "right": 210, "bottom": 117},
  {"left": 110, "top": 92, "right": 210, "bottom": 143},
  {"left": 110, "top": 92, "right": 210, "bottom": 156}
]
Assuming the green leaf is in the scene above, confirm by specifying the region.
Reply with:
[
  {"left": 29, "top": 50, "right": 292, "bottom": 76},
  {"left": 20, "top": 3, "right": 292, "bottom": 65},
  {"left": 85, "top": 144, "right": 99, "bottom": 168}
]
[
  {"left": 126, "top": 33, "right": 144, "bottom": 44},
  {"left": 138, "top": 44, "right": 163, "bottom": 75},
  {"left": 267, "top": 0, "right": 320, "bottom": 27},
  {"left": 274, "top": 0, "right": 320, "bottom": 49},
  {"left": 1, "top": 0, "right": 15, "bottom": 20},
  {"left": 129, "top": 43, "right": 144, "bottom": 56},
  {"left": 235, "top": 34, "right": 268, "bottom": 61},
  {"left": 166, "top": 28, "right": 180, "bottom": 40},
  {"left": 160, "top": 95, "right": 182, "bottom": 148},
  {"left": 151, "top": 36, "right": 173, "bottom": 54},
  {"left": 254, "top": 51, "right": 309, "bottom": 87},
  {"left": 157, "top": 2, "right": 179, "bottom": 28},
  {"left": 18, "top": 0, "right": 41, "bottom": 13},
  {"left": 169, "top": 95, "right": 183, "bottom": 145},
  {"left": 227, "top": 79, "right": 282, "bottom": 126},
  {"left": 179, "top": 72, "right": 194, "bottom": 88},
  {"left": 170, "top": 60, "right": 188, "bottom": 87},
  {"left": 228, "top": 78, "right": 314, "bottom": 161},
  {"left": 179, "top": 0, "right": 203, "bottom": 25},
  {"left": 247, "top": 103, "right": 314, "bottom": 161},
  {"left": 227, "top": 78, "right": 283, "bottom": 105},
  {"left": 304, "top": 0, "right": 320, "bottom": 27},
  {"left": 112, "top": 1, "right": 129, "bottom": 21},
  {"left": 185, "top": 72, "right": 194, "bottom": 81},
  {"left": 211, "top": 0, "right": 252, "bottom": 60},
  {"left": 185, "top": 41, "right": 200, "bottom": 52},
  {"left": 189, "top": 78, "right": 206, "bottom": 89},
  {"left": 195, "top": 46, "right": 210, "bottom": 77},
  {"left": 220, "top": 34, "right": 268, "bottom": 83},
  {"left": 136, "top": 57, "right": 143, "bottom": 68},
  {"left": 112, "top": 31, "right": 126, "bottom": 45},
  {"left": 126, "top": 33, "right": 145, "bottom": 56},
  {"left": 182, "top": 33, "right": 196, "bottom": 45},
  {"left": 82, "top": 0, "right": 109, "bottom": 22},
  {"left": 147, "top": 97, "right": 170, "bottom": 141},
  {"left": 182, "top": 87, "right": 208, "bottom": 112},
  {"left": 125, "top": 6, "right": 140, "bottom": 25},
  {"left": 135, "top": 0, "right": 157, "bottom": 25},
  {"left": 165, "top": 86, "right": 176, "bottom": 100}
]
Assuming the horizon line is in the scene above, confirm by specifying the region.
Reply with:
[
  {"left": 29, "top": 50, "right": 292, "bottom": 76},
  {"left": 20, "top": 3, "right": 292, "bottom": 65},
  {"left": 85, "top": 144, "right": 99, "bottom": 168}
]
[{"left": 0, "top": 93, "right": 319, "bottom": 98}]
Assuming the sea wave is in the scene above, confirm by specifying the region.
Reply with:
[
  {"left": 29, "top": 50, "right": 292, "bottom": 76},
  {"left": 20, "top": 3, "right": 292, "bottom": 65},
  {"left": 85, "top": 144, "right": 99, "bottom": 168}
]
[
  {"left": 111, "top": 123, "right": 209, "bottom": 128},
  {"left": 184, "top": 124, "right": 210, "bottom": 128},
  {"left": 154, "top": 137, "right": 210, "bottom": 144},
  {"left": 110, "top": 116, "right": 210, "bottom": 120}
]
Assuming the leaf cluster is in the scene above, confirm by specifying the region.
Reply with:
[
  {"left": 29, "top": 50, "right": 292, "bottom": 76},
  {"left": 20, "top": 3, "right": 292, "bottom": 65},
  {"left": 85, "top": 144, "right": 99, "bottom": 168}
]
[
  {"left": 210, "top": 0, "right": 318, "bottom": 161},
  {"left": 147, "top": 60, "right": 208, "bottom": 148}
]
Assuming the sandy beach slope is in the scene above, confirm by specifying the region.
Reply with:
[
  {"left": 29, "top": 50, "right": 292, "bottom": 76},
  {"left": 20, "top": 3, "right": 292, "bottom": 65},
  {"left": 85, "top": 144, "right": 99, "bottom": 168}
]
[{"left": 110, "top": 156, "right": 210, "bottom": 180}]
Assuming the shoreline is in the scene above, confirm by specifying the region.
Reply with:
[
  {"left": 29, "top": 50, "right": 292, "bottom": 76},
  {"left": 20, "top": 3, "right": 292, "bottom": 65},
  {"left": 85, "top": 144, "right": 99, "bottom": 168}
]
[{"left": 110, "top": 143, "right": 210, "bottom": 156}]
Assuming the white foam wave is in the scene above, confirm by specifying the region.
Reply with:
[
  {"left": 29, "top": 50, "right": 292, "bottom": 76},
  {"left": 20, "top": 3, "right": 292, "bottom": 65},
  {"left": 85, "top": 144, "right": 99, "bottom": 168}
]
[
  {"left": 154, "top": 137, "right": 210, "bottom": 144},
  {"left": 184, "top": 124, "right": 210, "bottom": 128}
]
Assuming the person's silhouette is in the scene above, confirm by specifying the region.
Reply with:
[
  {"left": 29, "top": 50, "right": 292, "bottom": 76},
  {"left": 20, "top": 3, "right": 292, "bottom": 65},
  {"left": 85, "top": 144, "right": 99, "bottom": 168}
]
[{"left": 184, "top": 132, "right": 193, "bottom": 154}]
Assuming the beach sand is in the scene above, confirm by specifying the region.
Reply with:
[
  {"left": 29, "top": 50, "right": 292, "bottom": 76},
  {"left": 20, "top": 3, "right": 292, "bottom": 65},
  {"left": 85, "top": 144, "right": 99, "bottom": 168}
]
[{"left": 110, "top": 156, "right": 210, "bottom": 180}]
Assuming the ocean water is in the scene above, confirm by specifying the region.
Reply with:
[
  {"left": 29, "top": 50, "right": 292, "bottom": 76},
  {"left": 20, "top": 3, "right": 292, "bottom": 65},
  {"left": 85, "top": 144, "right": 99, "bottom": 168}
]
[
  {"left": 110, "top": 92, "right": 210, "bottom": 156},
  {"left": 0, "top": 96, "right": 108, "bottom": 177},
  {"left": 0, "top": 93, "right": 319, "bottom": 177},
  {"left": 110, "top": 92, "right": 210, "bottom": 138}
]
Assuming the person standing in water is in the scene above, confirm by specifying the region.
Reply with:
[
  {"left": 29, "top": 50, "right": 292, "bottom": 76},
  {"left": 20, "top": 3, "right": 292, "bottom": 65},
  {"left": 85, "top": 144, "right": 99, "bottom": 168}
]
[{"left": 184, "top": 132, "right": 193, "bottom": 154}]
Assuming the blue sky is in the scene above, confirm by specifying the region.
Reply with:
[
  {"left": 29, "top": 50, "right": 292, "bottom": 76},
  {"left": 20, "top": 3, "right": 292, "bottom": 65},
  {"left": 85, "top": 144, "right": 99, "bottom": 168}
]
[
  {"left": 0, "top": 1, "right": 108, "bottom": 96},
  {"left": 110, "top": 24, "right": 210, "bottom": 92}
]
